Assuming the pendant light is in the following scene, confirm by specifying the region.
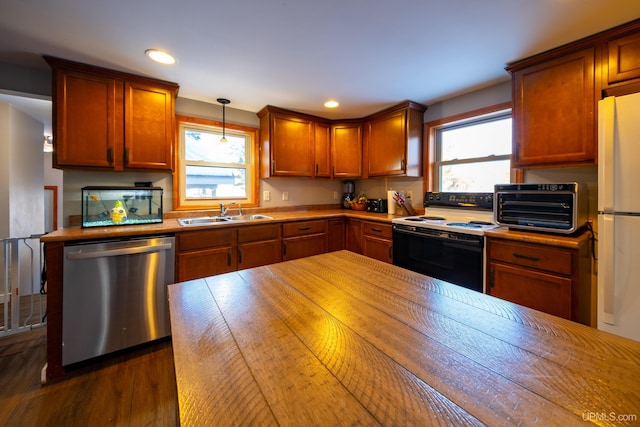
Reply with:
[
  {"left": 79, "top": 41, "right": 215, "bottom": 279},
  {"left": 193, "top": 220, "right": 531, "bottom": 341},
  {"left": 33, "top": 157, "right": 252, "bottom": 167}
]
[{"left": 217, "top": 98, "right": 230, "bottom": 144}]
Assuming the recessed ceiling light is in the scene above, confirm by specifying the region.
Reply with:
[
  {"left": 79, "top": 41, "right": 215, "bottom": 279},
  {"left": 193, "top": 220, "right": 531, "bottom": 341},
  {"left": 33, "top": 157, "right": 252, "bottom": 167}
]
[
  {"left": 324, "top": 100, "right": 339, "bottom": 108},
  {"left": 145, "top": 49, "right": 176, "bottom": 65}
]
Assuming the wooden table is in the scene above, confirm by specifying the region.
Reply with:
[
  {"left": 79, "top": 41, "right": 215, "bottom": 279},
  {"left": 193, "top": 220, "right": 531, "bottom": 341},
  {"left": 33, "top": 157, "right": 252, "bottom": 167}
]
[{"left": 168, "top": 251, "right": 640, "bottom": 426}]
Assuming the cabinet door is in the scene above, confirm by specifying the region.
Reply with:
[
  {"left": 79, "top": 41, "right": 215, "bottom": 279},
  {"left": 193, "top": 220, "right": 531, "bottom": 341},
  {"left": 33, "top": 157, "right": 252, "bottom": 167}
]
[
  {"left": 314, "top": 121, "right": 332, "bottom": 177},
  {"left": 124, "top": 82, "right": 174, "bottom": 170},
  {"left": 328, "top": 219, "right": 345, "bottom": 252},
  {"left": 488, "top": 262, "right": 572, "bottom": 320},
  {"left": 53, "top": 69, "right": 123, "bottom": 168},
  {"left": 362, "top": 235, "right": 393, "bottom": 264},
  {"left": 512, "top": 48, "right": 596, "bottom": 167},
  {"left": 331, "top": 122, "right": 362, "bottom": 177},
  {"left": 283, "top": 234, "right": 327, "bottom": 261},
  {"left": 607, "top": 32, "right": 640, "bottom": 85},
  {"left": 366, "top": 110, "right": 406, "bottom": 176},
  {"left": 238, "top": 239, "right": 282, "bottom": 270},
  {"left": 345, "top": 218, "right": 362, "bottom": 254},
  {"left": 271, "top": 113, "right": 315, "bottom": 176},
  {"left": 177, "top": 246, "right": 236, "bottom": 282},
  {"left": 237, "top": 224, "right": 282, "bottom": 269}
]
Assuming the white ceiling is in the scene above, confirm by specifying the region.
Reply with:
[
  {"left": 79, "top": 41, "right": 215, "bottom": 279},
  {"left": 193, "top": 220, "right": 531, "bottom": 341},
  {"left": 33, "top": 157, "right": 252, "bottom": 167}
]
[{"left": 1, "top": 0, "right": 640, "bottom": 125}]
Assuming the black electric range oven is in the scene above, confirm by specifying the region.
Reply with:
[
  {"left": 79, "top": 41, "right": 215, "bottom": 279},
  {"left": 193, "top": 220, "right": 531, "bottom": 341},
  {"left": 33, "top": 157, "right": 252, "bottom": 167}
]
[{"left": 392, "top": 192, "right": 499, "bottom": 293}]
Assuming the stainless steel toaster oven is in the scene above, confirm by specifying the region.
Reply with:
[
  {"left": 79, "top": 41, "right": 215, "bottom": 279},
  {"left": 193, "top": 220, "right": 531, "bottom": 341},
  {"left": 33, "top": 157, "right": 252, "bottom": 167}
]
[{"left": 494, "top": 183, "right": 588, "bottom": 234}]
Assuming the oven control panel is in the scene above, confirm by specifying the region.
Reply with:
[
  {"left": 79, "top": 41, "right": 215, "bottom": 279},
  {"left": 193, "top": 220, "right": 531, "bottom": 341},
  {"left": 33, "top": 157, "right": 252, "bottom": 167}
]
[{"left": 424, "top": 192, "right": 493, "bottom": 210}]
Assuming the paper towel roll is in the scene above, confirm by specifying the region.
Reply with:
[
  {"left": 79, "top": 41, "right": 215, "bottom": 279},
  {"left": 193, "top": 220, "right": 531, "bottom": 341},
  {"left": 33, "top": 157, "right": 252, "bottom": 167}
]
[{"left": 387, "top": 191, "right": 396, "bottom": 214}]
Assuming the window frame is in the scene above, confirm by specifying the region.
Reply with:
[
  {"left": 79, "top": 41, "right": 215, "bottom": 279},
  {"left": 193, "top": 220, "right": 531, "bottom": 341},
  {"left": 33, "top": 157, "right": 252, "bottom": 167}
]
[
  {"left": 423, "top": 102, "right": 517, "bottom": 192},
  {"left": 173, "top": 114, "right": 260, "bottom": 210}
]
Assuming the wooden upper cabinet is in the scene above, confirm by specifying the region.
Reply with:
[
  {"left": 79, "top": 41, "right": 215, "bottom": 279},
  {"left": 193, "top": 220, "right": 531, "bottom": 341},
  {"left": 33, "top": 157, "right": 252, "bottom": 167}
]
[
  {"left": 52, "top": 69, "right": 123, "bottom": 168},
  {"left": 45, "top": 56, "right": 178, "bottom": 171},
  {"left": 363, "top": 101, "right": 426, "bottom": 178},
  {"left": 314, "top": 121, "right": 332, "bottom": 178},
  {"left": 258, "top": 106, "right": 315, "bottom": 177},
  {"left": 508, "top": 48, "right": 597, "bottom": 167},
  {"left": 607, "top": 31, "right": 640, "bottom": 86},
  {"left": 331, "top": 121, "right": 362, "bottom": 178},
  {"left": 124, "top": 82, "right": 175, "bottom": 170}
]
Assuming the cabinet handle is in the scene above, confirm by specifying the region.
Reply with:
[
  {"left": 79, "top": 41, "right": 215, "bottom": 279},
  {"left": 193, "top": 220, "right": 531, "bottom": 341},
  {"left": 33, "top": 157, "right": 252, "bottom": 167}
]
[
  {"left": 227, "top": 249, "right": 232, "bottom": 266},
  {"left": 388, "top": 245, "right": 393, "bottom": 260},
  {"left": 513, "top": 252, "right": 540, "bottom": 262},
  {"left": 315, "top": 164, "right": 318, "bottom": 175},
  {"left": 238, "top": 248, "right": 242, "bottom": 264},
  {"left": 332, "top": 165, "right": 335, "bottom": 176},
  {"left": 299, "top": 226, "right": 312, "bottom": 231},
  {"left": 124, "top": 147, "right": 129, "bottom": 165},
  {"left": 489, "top": 268, "right": 495, "bottom": 288},
  {"left": 283, "top": 241, "right": 287, "bottom": 256},
  {"left": 401, "top": 159, "right": 405, "bottom": 170},
  {"left": 107, "top": 147, "right": 113, "bottom": 164},
  {"left": 371, "top": 227, "right": 382, "bottom": 233}
]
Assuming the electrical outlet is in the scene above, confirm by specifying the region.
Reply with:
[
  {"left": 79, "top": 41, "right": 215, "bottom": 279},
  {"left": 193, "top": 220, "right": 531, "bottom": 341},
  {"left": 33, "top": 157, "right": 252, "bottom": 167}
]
[
  {"left": 282, "top": 191, "right": 289, "bottom": 201},
  {"left": 263, "top": 191, "right": 271, "bottom": 201},
  {"left": 333, "top": 191, "right": 338, "bottom": 200},
  {"left": 406, "top": 191, "right": 413, "bottom": 200}
]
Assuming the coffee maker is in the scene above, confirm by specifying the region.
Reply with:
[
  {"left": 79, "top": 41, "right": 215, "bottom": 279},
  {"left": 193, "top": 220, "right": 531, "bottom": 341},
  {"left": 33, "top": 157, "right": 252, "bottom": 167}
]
[{"left": 342, "top": 180, "right": 355, "bottom": 209}]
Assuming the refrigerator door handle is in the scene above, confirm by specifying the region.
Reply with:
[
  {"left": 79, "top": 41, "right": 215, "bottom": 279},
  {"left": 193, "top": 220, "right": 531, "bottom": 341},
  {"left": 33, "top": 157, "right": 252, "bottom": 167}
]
[
  {"left": 600, "top": 215, "right": 616, "bottom": 325},
  {"left": 598, "top": 96, "right": 616, "bottom": 214}
]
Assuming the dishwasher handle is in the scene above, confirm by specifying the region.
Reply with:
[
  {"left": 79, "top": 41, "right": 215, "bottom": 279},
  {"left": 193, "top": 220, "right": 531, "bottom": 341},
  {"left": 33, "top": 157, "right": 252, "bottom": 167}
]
[{"left": 66, "top": 242, "right": 173, "bottom": 260}]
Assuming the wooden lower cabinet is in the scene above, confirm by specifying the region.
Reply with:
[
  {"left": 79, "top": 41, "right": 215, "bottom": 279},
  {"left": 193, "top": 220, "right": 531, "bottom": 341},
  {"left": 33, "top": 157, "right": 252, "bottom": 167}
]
[
  {"left": 177, "top": 228, "right": 236, "bottom": 282},
  {"left": 362, "top": 221, "right": 393, "bottom": 263},
  {"left": 345, "top": 218, "right": 362, "bottom": 254},
  {"left": 328, "top": 218, "right": 346, "bottom": 252},
  {"left": 486, "top": 236, "right": 593, "bottom": 325},
  {"left": 238, "top": 224, "right": 282, "bottom": 270},
  {"left": 489, "top": 262, "right": 572, "bottom": 319},
  {"left": 282, "top": 220, "right": 328, "bottom": 261}
]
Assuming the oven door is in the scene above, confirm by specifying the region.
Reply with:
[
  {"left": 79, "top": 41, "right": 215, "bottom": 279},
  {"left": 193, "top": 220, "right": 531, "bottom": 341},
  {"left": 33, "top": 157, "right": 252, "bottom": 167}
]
[{"left": 392, "top": 225, "right": 484, "bottom": 292}]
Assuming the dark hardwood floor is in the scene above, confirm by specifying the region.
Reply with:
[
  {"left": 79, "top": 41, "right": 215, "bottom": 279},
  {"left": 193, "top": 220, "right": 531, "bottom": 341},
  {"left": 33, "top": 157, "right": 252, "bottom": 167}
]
[{"left": 0, "top": 325, "right": 179, "bottom": 426}]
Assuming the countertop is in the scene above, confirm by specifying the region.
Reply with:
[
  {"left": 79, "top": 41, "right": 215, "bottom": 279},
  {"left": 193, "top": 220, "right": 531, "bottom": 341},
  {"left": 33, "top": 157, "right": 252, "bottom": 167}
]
[
  {"left": 39, "top": 209, "right": 402, "bottom": 243},
  {"left": 168, "top": 251, "right": 640, "bottom": 426},
  {"left": 41, "top": 207, "right": 593, "bottom": 248}
]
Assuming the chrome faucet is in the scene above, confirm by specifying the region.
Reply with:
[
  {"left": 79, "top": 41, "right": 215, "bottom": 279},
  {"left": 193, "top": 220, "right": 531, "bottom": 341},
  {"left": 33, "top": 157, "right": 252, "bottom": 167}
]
[{"left": 219, "top": 201, "right": 239, "bottom": 217}]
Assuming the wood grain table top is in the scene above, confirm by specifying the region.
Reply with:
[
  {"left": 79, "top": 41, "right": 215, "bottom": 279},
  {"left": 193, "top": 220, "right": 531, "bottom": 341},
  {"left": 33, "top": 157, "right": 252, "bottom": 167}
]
[{"left": 168, "top": 251, "right": 640, "bottom": 426}]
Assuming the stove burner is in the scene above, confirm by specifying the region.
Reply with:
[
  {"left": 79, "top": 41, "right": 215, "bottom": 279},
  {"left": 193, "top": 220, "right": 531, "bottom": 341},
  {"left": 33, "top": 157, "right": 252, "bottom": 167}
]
[
  {"left": 447, "top": 222, "right": 483, "bottom": 228},
  {"left": 403, "top": 216, "right": 447, "bottom": 222}
]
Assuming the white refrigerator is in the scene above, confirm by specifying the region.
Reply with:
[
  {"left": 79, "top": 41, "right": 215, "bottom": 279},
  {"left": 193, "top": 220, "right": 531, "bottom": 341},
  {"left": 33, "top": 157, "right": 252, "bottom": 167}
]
[{"left": 597, "top": 92, "right": 640, "bottom": 342}]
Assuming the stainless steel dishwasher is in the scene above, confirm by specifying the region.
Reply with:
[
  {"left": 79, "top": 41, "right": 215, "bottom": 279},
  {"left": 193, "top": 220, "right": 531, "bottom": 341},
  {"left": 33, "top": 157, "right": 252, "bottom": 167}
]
[{"left": 62, "top": 235, "right": 175, "bottom": 366}]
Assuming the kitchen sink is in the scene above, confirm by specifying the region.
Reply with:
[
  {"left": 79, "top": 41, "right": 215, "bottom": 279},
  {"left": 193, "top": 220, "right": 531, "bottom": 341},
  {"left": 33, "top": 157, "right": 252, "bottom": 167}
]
[
  {"left": 228, "top": 214, "right": 273, "bottom": 221},
  {"left": 177, "top": 217, "right": 230, "bottom": 226},
  {"left": 177, "top": 214, "right": 273, "bottom": 226}
]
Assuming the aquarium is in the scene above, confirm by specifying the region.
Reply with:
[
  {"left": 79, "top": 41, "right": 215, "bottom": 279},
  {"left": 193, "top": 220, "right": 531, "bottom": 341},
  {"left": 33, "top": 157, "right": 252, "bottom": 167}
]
[{"left": 81, "top": 186, "right": 163, "bottom": 228}]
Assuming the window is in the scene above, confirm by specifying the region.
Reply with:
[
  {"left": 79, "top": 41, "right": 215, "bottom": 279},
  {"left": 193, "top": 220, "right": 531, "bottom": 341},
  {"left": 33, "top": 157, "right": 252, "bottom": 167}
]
[
  {"left": 174, "top": 115, "right": 259, "bottom": 210},
  {"left": 427, "top": 103, "right": 512, "bottom": 192}
]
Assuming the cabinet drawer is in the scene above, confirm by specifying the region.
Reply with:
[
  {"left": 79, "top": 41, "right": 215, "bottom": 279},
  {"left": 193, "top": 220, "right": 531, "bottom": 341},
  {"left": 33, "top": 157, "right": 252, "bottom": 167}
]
[
  {"left": 178, "top": 228, "right": 235, "bottom": 251},
  {"left": 362, "top": 221, "right": 392, "bottom": 239},
  {"left": 488, "top": 239, "right": 572, "bottom": 275},
  {"left": 282, "top": 220, "right": 327, "bottom": 237},
  {"left": 238, "top": 224, "right": 280, "bottom": 243}
]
